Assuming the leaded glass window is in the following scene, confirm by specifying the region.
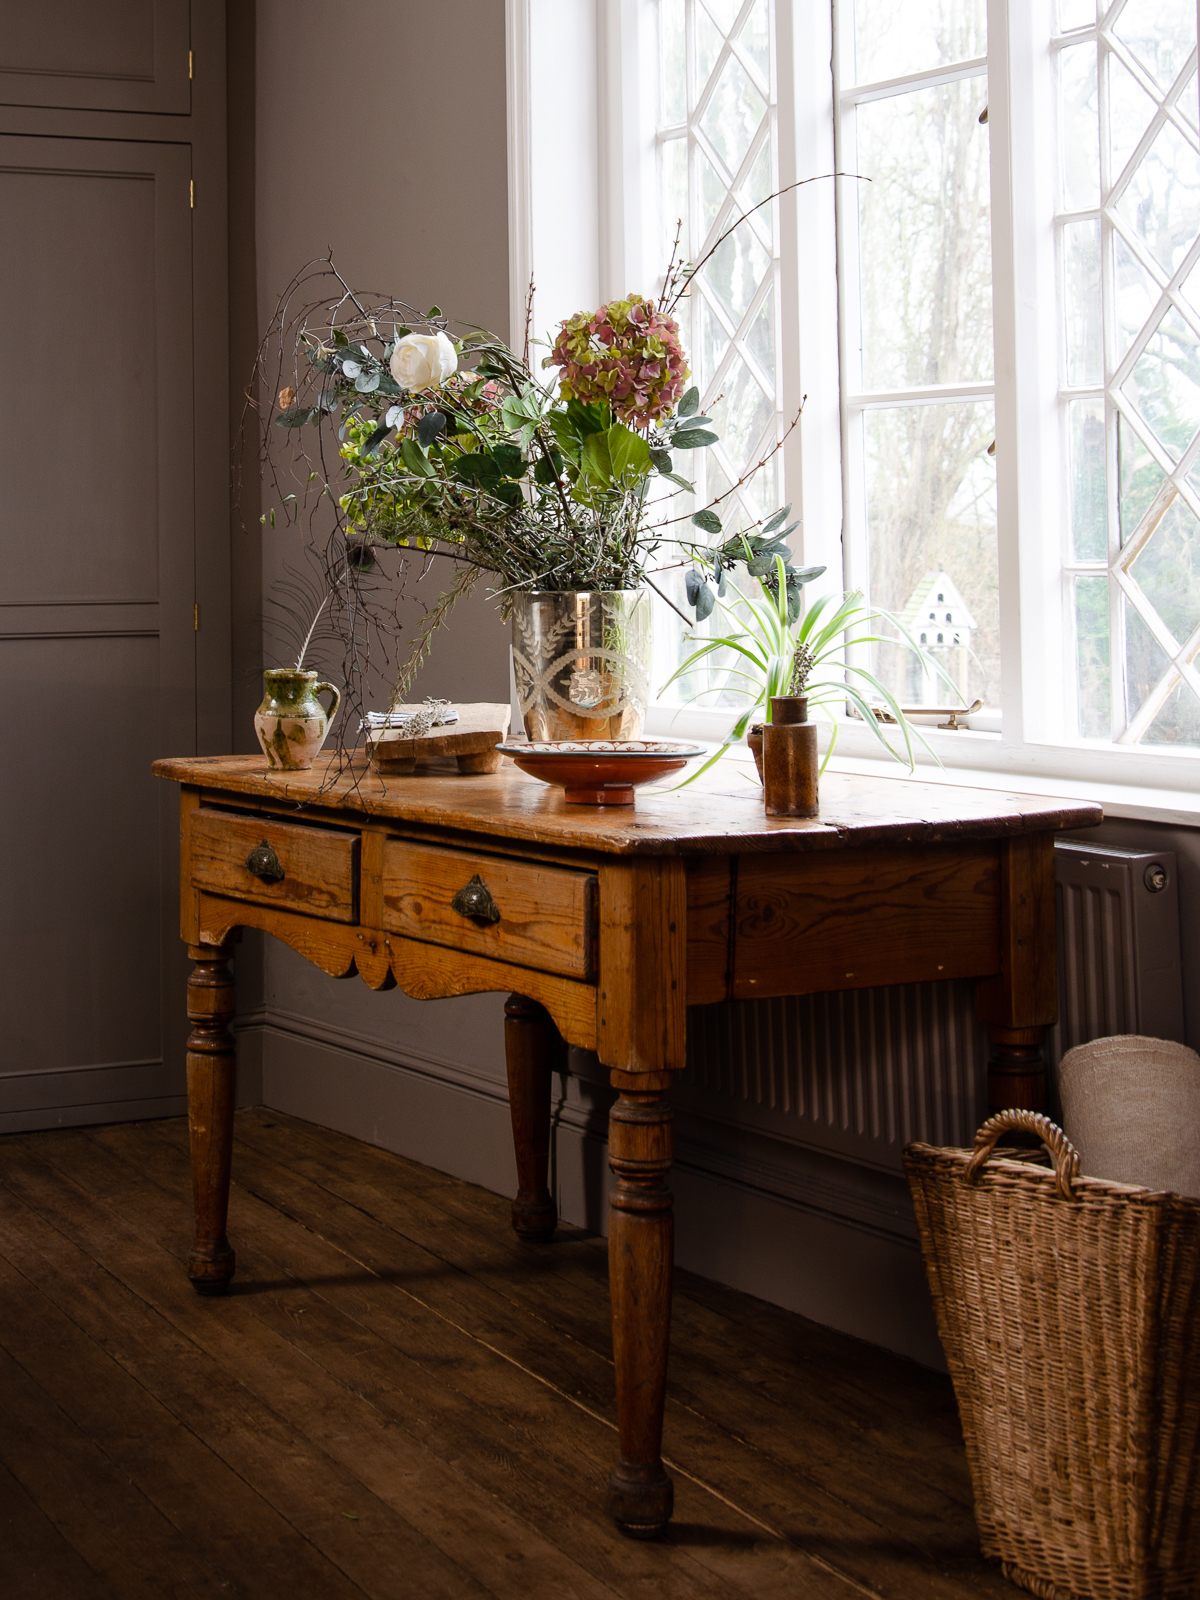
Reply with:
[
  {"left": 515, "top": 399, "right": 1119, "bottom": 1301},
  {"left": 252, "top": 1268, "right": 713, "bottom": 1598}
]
[
  {"left": 653, "top": 0, "right": 783, "bottom": 706},
  {"left": 1058, "top": 0, "right": 1200, "bottom": 746}
]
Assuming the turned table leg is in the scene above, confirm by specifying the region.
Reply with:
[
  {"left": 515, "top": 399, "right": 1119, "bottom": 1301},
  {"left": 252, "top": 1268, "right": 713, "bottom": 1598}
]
[
  {"left": 185, "top": 941, "right": 237, "bottom": 1294},
  {"left": 504, "top": 994, "right": 560, "bottom": 1241},
  {"left": 975, "top": 834, "right": 1057, "bottom": 1113},
  {"left": 606, "top": 1088, "right": 675, "bottom": 1538}
]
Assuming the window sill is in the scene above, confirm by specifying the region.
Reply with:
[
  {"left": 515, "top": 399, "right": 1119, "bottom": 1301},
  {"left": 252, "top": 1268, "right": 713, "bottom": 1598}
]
[{"left": 646, "top": 703, "right": 1200, "bottom": 827}]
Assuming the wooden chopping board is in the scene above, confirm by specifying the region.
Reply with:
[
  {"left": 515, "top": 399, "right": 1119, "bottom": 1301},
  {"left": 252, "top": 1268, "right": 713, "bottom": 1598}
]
[{"left": 366, "top": 702, "right": 511, "bottom": 775}]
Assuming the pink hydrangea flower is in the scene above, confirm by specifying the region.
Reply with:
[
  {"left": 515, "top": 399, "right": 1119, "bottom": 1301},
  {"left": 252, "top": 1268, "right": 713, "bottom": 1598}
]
[{"left": 544, "top": 295, "right": 690, "bottom": 427}]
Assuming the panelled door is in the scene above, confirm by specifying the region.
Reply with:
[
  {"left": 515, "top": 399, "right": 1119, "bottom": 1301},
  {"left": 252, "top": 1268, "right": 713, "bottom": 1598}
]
[{"left": 0, "top": 2, "right": 228, "bottom": 1129}]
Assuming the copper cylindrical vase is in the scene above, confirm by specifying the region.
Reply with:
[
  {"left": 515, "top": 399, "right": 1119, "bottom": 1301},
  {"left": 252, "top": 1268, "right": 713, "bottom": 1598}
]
[{"left": 763, "top": 696, "right": 818, "bottom": 817}]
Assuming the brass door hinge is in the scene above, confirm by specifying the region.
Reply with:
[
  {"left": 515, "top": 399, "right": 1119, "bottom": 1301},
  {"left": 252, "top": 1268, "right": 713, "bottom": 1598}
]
[
  {"left": 189, "top": 178, "right": 194, "bottom": 209},
  {"left": 194, "top": 603, "right": 200, "bottom": 632},
  {"left": 189, "top": 50, "right": 194, "bottom": 79}
]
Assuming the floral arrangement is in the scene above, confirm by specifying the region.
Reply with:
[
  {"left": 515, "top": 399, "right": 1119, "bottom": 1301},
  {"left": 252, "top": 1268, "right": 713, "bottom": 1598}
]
[
  {"left": 253, "top": 252, "right": 816, "bottom": 702},
  {"left": 545, "top": 295, "right": 690, "bottom": 425}
]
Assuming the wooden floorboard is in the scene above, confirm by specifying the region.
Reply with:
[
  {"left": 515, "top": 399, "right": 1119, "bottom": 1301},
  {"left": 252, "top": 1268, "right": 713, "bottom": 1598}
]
[{"left": 0, "top": 1110, "right": 1010, "bottom": 1600}]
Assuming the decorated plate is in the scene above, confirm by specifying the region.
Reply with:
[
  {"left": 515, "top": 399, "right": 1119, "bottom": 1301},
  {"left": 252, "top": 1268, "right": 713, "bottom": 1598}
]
[{"left": 495, "top": 738, "right": 706, "bottom": 805}]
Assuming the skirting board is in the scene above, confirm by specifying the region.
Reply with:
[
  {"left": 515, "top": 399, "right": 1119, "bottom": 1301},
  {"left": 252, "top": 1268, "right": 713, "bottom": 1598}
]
[
  {"left": 258, "top": 1016, "right": 944, "bottom": 1368},
  {"left": 0, "top": 1019, "right": 265, "bottom": 1135}
]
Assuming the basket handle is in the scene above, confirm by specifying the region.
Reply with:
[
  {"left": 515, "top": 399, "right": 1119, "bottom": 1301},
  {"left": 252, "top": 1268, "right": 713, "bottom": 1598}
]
[{"left": 964, "top": 1110, "right": 1081, "bottom": 1201}]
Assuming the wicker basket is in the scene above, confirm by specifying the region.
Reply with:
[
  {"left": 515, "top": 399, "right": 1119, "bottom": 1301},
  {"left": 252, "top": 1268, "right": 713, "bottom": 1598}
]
[{"left": 905, "top": 1109, "right": 1200, "bottom": 1600}]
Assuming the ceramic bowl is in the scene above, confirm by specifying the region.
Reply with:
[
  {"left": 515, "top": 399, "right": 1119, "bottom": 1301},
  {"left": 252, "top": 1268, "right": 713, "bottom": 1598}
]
[{"left": 495, "top": 738, "right": 706, "bottom": 805}]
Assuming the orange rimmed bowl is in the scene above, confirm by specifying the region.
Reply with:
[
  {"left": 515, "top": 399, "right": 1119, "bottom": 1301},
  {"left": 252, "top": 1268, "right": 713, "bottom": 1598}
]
[{"left": 495, "top": 738, "right": 706, "bottom": 805}]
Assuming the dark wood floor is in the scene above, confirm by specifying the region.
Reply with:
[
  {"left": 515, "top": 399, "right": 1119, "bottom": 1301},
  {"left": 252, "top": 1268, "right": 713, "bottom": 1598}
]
[{"left": 0, "top": 1109, "right": 1017, "bottom": 1600}]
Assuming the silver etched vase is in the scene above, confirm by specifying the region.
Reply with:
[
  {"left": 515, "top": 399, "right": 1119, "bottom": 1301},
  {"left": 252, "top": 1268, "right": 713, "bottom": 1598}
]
[{"left": 511, "top": 590, "right": 652, "bottom": 741}]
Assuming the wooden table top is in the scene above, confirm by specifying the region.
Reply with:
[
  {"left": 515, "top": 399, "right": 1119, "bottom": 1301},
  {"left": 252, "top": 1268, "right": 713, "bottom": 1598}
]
[{"left": 153, "top": 753, "right": 1103, "bottom": 857}]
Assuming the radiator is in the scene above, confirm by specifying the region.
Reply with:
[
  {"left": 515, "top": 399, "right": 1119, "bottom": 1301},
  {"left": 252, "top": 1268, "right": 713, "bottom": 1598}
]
[
  {"left": 676, "top": 840, "right": 1186, "bottom": 1172},
  {"left": 1052, "top": 841, "right": 1184, "bottom": 1055}
]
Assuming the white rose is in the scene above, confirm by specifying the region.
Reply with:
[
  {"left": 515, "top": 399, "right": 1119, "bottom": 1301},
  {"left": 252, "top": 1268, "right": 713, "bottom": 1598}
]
[{"left": 388, "top": 331, "right": 458, "bottom": 390}]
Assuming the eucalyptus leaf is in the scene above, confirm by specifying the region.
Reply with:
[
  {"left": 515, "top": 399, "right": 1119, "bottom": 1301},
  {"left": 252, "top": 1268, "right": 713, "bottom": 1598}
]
[
  {"left": 664, "top": 471, "right": 695, "bottom": 492},
  {"left": 678, "top": 386, "right": 700, "bottom": 417},
  {"left": 341, "top": 359, "right": 363, "bottom": 379},
  {"left": 361, "top": 422, "right": 392, "bottom": 457},
  {"left": 354, "top": 370, "right": 381, "bottom": 393},
  {"left": 274, "top": 406, "right": 315, "bottom": 428},
  {"left": 761, "top": 504, "right": 793, "bottom": 535},
  {"left": 694, "top": 581, "right": 716, "bottom": 620},
  {"left": 672, "top": 428, "right": 718, "bottom": 450},
  {"left": 416, "top": 410, "right": 448, "bottom": 448},
  {"left": 650, "top": 448, "right": 673, "bottom": 474},
  {"left": 691, "top": 508, "right": 722, "bottom": 535},
  {"left": 685, "top": 569, "right": 703, "bottom": 606},
  {"left": 674, "top": 414, "right": 714, "bottom": 431}
]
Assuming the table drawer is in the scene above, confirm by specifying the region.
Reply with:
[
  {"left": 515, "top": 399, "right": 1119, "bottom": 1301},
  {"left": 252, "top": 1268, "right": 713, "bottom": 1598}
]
[
  {"left": 380, "top": 840, "right": 596, "bottom": 979},
  {"left": 190, "top": 809, "right": 359, "bottom": 922}
]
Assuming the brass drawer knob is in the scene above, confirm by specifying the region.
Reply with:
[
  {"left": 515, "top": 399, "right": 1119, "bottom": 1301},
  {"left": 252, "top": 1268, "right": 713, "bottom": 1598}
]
[
  {"left": 451, "top": 874, "right": 500, "bottom": 924},
  {"left": 245, "top": 840, "right": 285, "bottom": 882}
]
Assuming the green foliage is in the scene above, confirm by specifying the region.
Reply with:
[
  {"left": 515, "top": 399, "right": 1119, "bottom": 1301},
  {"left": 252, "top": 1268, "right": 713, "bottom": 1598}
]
[{"left": 664, "top": 558, "right": 937, "bottom": 782}]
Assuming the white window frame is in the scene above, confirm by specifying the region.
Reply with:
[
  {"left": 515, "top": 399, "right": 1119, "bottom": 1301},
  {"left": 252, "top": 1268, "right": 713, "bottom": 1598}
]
[{"left": 506, "top": 0, "right": 1200, "bottom": 820}]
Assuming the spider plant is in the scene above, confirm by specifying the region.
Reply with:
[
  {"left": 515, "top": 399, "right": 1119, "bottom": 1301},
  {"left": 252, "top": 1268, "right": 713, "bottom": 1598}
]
[{"left": 662, "top": 558, "right": 940, "bottom": 783}]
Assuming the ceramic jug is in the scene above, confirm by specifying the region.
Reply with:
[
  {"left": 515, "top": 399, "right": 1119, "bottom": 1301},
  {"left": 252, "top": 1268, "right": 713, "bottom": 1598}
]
[{"left": 254, "top": 668, "right": 341, "bottom": 771}]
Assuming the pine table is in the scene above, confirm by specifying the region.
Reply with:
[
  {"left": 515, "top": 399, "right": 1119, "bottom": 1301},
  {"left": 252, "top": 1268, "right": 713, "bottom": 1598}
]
[{"left": 153, "top": 752, "right": 1101, "bottom": 1537}]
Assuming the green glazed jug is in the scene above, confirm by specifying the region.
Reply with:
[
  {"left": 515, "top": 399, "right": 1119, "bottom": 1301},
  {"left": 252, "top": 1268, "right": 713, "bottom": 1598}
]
[{"left": 253, "top": 668, "right": 341, "bottom": 771}]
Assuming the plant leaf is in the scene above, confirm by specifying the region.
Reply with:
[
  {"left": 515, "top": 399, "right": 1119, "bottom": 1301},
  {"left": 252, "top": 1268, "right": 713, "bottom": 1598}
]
[
  {"left": 606, "top": 423, "right": 652, "bottom": 481},
  {"left": 664, "top": 471, "right": 696, "bottom": 492},
  {"left": 673, "top": 414, "right": 714, "bottom": 431},
  {"left": 650, "top": 448, "right": 673, "bottom": 474},
  {"left": 533, "top": 449, "right": 563, "bottom": 485},
  {"left": 400, "top": 437, "right": 435, "bottom": 477},
  {"left": 691, "top": 508, "right": 723, "bottom": 535},
  {"left": 274, "top": 406, "right": 316, "bottom": 428},
  {"left": 580, "top": 431, "right": 614, "bottom": 486},
  {"left": 361, "top": 422, "right": 392, "bottom": 457},
  {"left": 678, "top": 386, "right": 700, "bottom": 417},
  {"left": 672, "top": 428, "right": 718, "bottom": 450},
  {"left": 416, "top": 410, "right": 448, "bottom": 448},
  {"left": 761, "top": 504, "right": 792, "bottom": 535},
  {"left": 493, "top": 442, "right": 525, "bottom": 478}
]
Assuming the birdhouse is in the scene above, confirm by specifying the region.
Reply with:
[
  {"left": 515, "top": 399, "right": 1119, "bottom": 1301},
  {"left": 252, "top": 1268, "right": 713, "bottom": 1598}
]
[
  {"left": 898, "top": 572, "right": 978, "bottom": 705},
  {"left": 900, "top": 572, "right": 977, "bottom": 650}
]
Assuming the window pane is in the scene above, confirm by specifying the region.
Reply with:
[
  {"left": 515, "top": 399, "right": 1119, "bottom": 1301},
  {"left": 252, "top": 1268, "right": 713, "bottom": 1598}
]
[
  {"left": 1119, "top": 412, "right": 1167, "bottom": 539},
  {"left": 1111, "top": 0, "right": 1197, "bottom": 95},
  {"left": 1113, "top": 119, "right": 1200, "bottom": 279},
  {"left": 1059, "top": 41, "right": 1099, "bottom": 211},
  {"left": 864, "top": 401, "right": 999, "bottom": 707},
  {"left": 1069, "top": 397, "right": 1107, "bottom": 558},
  {"left": 849, "top": 0, "right": 985, "bottom": 88},
  {"left": 1074, "top": 574, "right": 1110, "bottom": 738},
  {"left": 1128, "top": 491, "right": 1200, "bottom": 645},
  {"left": 1058, "top": 0, "right": 1095, "bottom": 31},
  {"left": 1122, "top": 306, "right": 1200, "bottom": 463},
  {"left": 856, "top": 79, "right": 992, "bottom": 389},
  {"left": 1144, "top": 679, "right": 1200, "bottom": 744},
  {"left": 1063, "top": 219, "right": 1102, "bottom": 385},
  {"left": 1124, "top": 597, "right": 1173, "bottom": 722}
]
